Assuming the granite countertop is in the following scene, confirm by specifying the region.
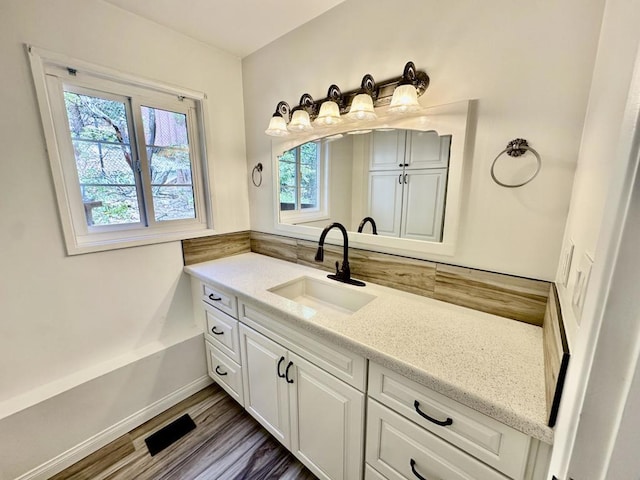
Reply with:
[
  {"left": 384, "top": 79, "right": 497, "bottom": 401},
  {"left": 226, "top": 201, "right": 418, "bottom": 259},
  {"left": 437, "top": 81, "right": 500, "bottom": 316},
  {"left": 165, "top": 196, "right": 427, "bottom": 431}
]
[{"left": 185, "top": 252, "right": 553, "bottom": 444}]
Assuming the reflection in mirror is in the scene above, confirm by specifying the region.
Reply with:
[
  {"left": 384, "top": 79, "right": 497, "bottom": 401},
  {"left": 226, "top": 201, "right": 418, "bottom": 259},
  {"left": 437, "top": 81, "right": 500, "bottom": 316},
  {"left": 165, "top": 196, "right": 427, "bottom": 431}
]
[
  {"left": 277, "top": 129, "right": 452, "bottom": 243},
  {"left": 271, "top": 101, "right": 470, "bottom": 258}
]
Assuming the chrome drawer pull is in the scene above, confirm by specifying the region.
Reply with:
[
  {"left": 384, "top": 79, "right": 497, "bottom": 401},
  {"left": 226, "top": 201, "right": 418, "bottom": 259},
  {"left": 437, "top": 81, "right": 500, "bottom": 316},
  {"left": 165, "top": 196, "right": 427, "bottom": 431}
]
[
  {"left": 211, "top": 326, "right": 224, "bottom": 335},
  {"left": 410, "top": 459, "right": 428, "bottom": 480},
  {"left": 414, "top": 400, "right": 453, "bottom": 426},
  {"left": 277, "top": 356, "right": 286, "bottom": 378},
  {"left": 208, "top": 293, "right": 222, "bottom": 301},
  {"left": 215, "top": 366, "right": 228, "bottom": 376}
]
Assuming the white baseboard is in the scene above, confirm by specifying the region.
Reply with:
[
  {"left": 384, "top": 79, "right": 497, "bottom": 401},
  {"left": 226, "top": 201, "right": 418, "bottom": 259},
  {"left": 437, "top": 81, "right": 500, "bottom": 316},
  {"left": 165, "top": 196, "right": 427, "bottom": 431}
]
[{"left": 15, "top": 375, "right": 213, "bottom": 480}]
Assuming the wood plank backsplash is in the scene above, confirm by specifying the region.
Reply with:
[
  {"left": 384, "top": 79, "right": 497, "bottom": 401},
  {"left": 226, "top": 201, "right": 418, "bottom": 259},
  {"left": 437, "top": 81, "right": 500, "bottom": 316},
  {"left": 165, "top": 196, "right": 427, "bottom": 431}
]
[
  {"left": 249, "top": 231, "right": 550, "bottom": 326},
  {"left": 542, "top": 285, "right": 570, "bottom": 427},
  {"left": 182, "top": 231, "right": 250, "bottom": 265},
  {"left": 183, "top": 231, "right": 550, "bottom": 325}
]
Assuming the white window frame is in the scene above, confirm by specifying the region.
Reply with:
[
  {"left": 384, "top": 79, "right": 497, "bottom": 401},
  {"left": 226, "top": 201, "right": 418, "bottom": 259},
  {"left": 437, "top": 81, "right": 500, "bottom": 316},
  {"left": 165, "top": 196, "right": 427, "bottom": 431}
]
[
  {"left": 28, "top": 45, "right": 214, "bottom": 255},
  {"left": 278, "top": 140, "right": 329, "bottom": 224}
]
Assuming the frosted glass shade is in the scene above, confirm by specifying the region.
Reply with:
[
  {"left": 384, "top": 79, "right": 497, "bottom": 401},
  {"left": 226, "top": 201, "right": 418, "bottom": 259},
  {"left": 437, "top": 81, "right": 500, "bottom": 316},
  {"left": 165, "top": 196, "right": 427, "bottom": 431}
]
[
  {"left": 346, "top": 93, "right": 377, "bottom": 121},
  {"left": 287, "top": 109, "right": 313, "bottom": 132},
  {"left": 314, "top": 101, "right": 343, "bottom": 126},
  {"left": 265, "top": 115, "right": 289, "bottom": 136},
  {"left": 388, "top": 84, "right": 421, "bottom": 113}
]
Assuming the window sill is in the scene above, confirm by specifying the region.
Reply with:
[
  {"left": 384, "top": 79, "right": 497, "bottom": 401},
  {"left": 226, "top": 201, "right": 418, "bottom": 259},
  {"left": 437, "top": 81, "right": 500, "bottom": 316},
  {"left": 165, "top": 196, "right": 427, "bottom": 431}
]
[
  {"left": 280, "top": 210, "right": 329, "bottom": 225},
  {"left": 66, "top": 227, "right": 216, "bottom": 255}
]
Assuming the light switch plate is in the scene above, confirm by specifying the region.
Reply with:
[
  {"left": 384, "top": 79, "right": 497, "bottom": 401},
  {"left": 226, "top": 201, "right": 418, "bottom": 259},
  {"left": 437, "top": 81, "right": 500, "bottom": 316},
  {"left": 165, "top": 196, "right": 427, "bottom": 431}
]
[
  {"left": 559, "top": 241, "right": 575, "bottom": 287},
  {"left": 572, "top": 252, "right": 594, "bottom": 324}
]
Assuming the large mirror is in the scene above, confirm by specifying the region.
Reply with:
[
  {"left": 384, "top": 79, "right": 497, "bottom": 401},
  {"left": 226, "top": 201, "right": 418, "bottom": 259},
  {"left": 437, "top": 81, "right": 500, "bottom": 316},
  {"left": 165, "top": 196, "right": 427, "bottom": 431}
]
[{"left": 272, "top": 101, "right": 471, "bottom": 258}]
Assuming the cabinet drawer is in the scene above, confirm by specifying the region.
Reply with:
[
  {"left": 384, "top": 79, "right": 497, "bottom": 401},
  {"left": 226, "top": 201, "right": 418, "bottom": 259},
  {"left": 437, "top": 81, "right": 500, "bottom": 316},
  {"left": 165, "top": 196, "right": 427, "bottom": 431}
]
[
  {"left": 202, "top": 283, "right": 238, "bottom": 319},
  {"left": 369, "top": 363, "right": 530, "bottom": 480},
  {"left": 204, "top": 303, "right": 240, "bottom": 363},
  {"left": 364, "top": 465, "right": 388, "bottom": 480},
  {"left": 239, "top": 301, "right": 366, "bottom": 391},
  {"left": 205, "top": 341, "right": 244, "bottom": 406},
  {"left": 366, "top": 399, "right": 509, "bottom": 480}
]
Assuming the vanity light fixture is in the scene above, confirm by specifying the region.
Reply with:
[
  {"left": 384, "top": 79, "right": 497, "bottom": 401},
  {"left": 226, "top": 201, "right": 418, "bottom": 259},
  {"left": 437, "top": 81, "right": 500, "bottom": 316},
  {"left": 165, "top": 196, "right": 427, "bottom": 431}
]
[
  {"left": 287, "top": 94, "right": 315, "bottom": 133},
  {"left": 388, "top": 62, "right": 423, "bottom": 114},
  {"left": 288, "top": 109, "right": 313, "bottom": 132},
  {"left": 314, "top": 100, "right": 343, "bottom": 125},
  {"left": 265, "top": 61, "right": 429, "bottom": 137},
  {"left": 346, "top": 74, "right": 377, "bottom": 121},
  {"left": 264, "top": 101, "right": 291, "bottom": 136}
]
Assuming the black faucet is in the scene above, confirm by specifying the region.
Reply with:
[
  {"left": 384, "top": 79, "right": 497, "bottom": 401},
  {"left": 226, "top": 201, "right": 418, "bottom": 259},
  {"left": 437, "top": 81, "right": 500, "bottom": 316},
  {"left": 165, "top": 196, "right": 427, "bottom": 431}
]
[
  {"left": 357, "top": 216, "right": 378, "bottom": 234},
  {"left": 315, "top": 222, "right": 366, "bottom": 287}
]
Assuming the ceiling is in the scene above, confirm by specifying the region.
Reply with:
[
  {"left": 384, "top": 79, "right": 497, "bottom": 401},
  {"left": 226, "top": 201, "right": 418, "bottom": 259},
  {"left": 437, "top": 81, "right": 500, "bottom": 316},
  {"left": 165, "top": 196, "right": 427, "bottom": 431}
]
[{"left": 103, "top": 0, "right": 346, "bottom": 58}]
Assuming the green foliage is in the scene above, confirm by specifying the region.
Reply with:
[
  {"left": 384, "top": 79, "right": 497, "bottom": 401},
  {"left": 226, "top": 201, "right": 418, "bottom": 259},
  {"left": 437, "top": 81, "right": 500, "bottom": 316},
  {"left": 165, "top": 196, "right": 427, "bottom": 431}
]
[
  {"left": 278, "top": 141, "right": 319, "bottom": 209},
  {"left": 64, "top": 91, "right": 196, "bottom": 225}
]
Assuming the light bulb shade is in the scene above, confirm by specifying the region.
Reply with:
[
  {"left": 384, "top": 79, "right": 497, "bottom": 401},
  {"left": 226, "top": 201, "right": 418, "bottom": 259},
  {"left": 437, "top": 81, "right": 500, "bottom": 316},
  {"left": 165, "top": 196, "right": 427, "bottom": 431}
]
[
  {"left": 287, "top": 109, "right": 313, "bottom": 132},
  {"left": 314, "top": 101, "right": 343, "bottom": 126},
  {"left": 265, "top": 115, "right": 289, "bottom": 136},
  {"left": 346, "top": 93, "right": 377, "bottom": 121},
  {"left": 388, "top": 84, "right": 421, "bottom": 113}
]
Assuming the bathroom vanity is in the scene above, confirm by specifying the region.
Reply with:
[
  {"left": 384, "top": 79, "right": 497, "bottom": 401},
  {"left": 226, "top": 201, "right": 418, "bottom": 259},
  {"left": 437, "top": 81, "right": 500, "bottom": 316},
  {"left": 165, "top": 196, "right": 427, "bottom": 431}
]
[{"left": 185, "top": 253, "right": 552, "bottom": 480}]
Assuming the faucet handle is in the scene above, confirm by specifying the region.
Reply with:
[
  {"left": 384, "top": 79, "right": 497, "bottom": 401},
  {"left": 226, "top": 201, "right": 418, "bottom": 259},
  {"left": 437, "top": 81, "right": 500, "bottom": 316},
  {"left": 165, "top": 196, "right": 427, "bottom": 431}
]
[{"left": 334, "top": 261, "right": 340, "bottom": 276}]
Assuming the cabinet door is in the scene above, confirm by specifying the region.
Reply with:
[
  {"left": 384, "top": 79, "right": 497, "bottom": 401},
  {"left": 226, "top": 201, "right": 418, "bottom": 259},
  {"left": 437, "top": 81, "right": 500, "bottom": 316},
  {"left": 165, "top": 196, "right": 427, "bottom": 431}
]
[
  {"left": 369, "top": 130, "right": 406, "bottom": 171},
  {"left": 240, "top": 324, "right": 291, "bottom": 447},
  {"left": 288, "top": 352, "right": 365, "bottom": 480},
  {"left": 401, "top": 169, "right": 448, "bottom": 242},
  {"left": 368, "top": 171, "right": 404, "bottom": 237},
  {"left": 406, "top": 131, "right": 451, "bottom": 170}
]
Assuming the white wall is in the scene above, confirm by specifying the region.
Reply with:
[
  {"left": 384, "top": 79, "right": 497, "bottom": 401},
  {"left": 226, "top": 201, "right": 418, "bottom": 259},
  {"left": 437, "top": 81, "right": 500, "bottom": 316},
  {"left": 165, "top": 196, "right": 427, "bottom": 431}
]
[
  {"left": 549, "top": 0, "right": 640, "bottom": 477},
  {"left": 242, "top": 0, "right": 605, "bottom": 281},
  {"left": 0, "top": 0, "right": 249, "bottom": 477}
]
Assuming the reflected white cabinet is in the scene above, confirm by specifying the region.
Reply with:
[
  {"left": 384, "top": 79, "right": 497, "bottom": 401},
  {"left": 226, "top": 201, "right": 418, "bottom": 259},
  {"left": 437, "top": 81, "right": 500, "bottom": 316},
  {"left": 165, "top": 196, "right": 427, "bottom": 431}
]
[
  {"left": 239, "top": 319, "right": 364, "bottom": 480},
  {"left": 369, "top": 130, "right": 451, "bottom": 171},
  {"left": 368, "top": 130, "right": 450, "bottom": 242},
  {"left": 368, "top": 171, "right": 404, "bottom": 237},
  {"left": 368, "top": 169, "right": 448, "bottom": 242}
]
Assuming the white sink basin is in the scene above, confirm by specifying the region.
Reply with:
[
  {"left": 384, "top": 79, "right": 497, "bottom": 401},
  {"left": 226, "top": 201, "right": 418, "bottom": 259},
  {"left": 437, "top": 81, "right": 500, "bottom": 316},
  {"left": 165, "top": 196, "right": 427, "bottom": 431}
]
[{"left": 269, "top": 276, "right": 376, "bottom": 315}]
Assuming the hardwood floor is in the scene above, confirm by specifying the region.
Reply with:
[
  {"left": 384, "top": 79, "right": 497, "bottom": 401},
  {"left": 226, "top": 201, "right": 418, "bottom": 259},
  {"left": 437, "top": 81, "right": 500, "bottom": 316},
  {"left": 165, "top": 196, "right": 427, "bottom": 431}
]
[{"left": 51, "top": 383, "right": 317, "bottom": 480}]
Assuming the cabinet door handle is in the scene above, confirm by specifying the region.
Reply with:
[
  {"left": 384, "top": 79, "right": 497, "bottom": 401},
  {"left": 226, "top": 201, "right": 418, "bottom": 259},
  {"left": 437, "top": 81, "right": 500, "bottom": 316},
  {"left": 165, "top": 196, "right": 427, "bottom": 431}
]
[
  {"left": 215, "top": 365, "right": 228, "bottom": 376},
  {"left": 398, "top": 174, "right": 403, "bottom": 184},
  {"left": 414, "top": 400, "right": 453, "bottom": 426},
  {"left": 285, "top": 361, "right": 294, "bottom": 384},
  {"left": 211, "top": 326, "right": 224, "bottom": 335},
  {"left": 410, "top": 459, "right": 429, "bottom": 480},
  {"left": 277, "top": 356, "right": 286, "bottom": 378},
  {"left": 208, "top": 293, "right": 222, "bottom": 301},
  {"left": 404, "top": 173, "right": 408, "bottom": 184}
]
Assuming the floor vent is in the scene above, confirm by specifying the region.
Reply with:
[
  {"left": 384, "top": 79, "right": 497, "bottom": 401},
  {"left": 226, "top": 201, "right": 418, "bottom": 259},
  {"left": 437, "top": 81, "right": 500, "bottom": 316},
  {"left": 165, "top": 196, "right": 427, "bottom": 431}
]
[{"left": 144, "top": 414, "right": 196, "bottom": 456}]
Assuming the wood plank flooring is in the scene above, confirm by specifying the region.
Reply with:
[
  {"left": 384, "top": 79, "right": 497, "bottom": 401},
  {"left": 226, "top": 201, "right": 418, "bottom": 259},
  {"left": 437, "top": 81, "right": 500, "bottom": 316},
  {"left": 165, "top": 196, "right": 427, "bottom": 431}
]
[{"left": 51, "top": 384, "right": 317, "bottom": 480}]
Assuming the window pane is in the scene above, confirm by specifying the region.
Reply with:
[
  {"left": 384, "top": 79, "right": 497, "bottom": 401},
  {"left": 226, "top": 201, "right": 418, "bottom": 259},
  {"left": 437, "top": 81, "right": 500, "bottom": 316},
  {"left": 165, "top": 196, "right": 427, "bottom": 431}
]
[
  {"left": 300, "top": 188, "right": 317, "bottom": 209},
  {"left": 141, "top": 106, "right": 196, "bottom": 221},
  {"left": 280, "top": 186, "right": 297, "bottom": 210},
  {"left": 279, "top": 160, "right": 296, "bottom": 188},
  {"left": 64, "top": 92, "right": 130, "bottom": 143},
  {"left": 300, "top": 163, "right": 318, "bottom": 209},
  {"left": 64, "top": 91, "right": 141, "bottom": 226},
  {"left": 299, "top": 142, "right": 318, "bottom": 165},
  {"left": 81, "top": 186, "right": 141, "bottom": 225}
]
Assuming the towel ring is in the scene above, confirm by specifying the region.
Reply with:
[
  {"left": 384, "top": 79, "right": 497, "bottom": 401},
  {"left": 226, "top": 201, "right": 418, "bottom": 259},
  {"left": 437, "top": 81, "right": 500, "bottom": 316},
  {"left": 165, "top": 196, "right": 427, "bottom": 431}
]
[
  {"left": 491, "top": 138, "right": 541, "bottom": 188},
  {"left": 251, "top": 163, "right": 263, "bottom": 187}
]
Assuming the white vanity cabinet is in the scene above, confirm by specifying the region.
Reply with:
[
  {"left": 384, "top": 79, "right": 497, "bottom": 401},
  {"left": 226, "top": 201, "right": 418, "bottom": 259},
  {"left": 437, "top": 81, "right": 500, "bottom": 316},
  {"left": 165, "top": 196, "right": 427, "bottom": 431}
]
[
  {"left": 239, "top": 302, "right": 366, "bottom": 480},
  {"left": 196, "top": 280, "right": 245, "bottom": 406},
  {"left": 365, "top": 363, "right": 550, "bottom": 480},
  {"left": 189, "top": 270, "right": 551, "bottom": 480}
]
